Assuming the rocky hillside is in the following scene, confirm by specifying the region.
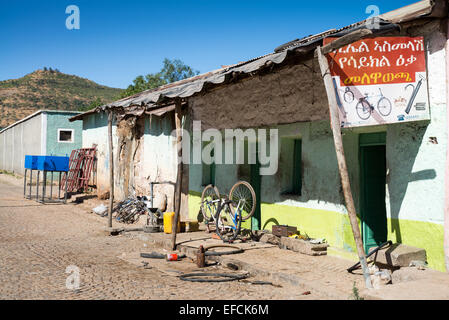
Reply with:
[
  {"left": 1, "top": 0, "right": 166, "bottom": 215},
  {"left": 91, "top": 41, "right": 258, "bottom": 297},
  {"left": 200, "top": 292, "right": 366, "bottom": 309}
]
[{"left": 0, "top": 69, "right": 123, "bottom": 129}]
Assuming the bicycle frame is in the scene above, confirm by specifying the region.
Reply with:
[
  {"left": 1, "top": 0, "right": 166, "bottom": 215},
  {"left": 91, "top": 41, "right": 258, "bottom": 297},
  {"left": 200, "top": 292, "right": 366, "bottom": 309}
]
[
  {"left": 361, "top": 88, "right": 384, "bottom": 105},
  {"left": 216, "top": 199, "right": 243, "bottom": 231}
]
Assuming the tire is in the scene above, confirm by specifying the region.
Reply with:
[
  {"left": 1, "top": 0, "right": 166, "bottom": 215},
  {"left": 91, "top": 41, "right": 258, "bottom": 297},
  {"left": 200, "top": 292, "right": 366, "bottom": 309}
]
[
  {"left": 215, "top": 203, "right": 241, "bottom": 242},
  {"left": 228, "top": 181, "right": 256, "bottom": 221},
  {"left": 204, "top": 244, "right": 244, "bottom": 256},
  {"left": 356, "top": 99, "right": 372, "bottom": 120},
  {"left": 377, "top": 97, "right": 392, "bottom": 117},
  {"left": 200, "top": 185, "right": 220, "bottom": 222}
]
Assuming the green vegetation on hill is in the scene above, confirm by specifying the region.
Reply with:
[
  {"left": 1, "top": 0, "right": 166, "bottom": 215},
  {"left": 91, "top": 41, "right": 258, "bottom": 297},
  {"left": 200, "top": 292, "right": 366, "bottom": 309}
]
[
  {"left": 0, "top": 58, "right": 199, "bottom": 128},
  {"left": 0, "top": 69, "right": 123, "bottom": 128}
]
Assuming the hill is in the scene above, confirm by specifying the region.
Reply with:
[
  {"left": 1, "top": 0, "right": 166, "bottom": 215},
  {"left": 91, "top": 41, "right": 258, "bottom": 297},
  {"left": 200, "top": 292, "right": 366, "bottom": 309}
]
[{"left": 0, "top": 69, "right": 123, "bottom": 129}]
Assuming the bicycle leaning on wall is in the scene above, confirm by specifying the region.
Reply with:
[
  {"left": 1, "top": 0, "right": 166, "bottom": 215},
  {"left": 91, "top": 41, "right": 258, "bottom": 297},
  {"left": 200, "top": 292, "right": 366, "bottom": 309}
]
[{"left": 199, "top": 181, "right": 256, "bottom": 242}]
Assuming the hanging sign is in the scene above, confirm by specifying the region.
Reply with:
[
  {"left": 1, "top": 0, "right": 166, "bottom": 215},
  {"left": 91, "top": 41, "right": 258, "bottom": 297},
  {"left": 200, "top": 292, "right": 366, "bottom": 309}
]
[{"left": 323, "top": 36, "right": 430, "bottom": 128}]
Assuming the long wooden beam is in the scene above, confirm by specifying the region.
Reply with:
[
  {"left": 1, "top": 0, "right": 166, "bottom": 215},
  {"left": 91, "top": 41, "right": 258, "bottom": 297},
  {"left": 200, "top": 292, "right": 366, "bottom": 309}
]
[
  {"left": 171, "top": 99, "right": 183, "bottom": 250},
  {"left": 316, "top": 46, "right": 373, "bottom": 289},
  {"left": 108, "top": 110, "right": 114, "bottom": 228}
]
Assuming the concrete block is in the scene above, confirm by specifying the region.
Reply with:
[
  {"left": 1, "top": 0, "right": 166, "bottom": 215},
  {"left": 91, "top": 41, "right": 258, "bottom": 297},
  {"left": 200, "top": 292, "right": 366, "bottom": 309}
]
[
  {"left": 280, "top": 237, "right": 329, "bottom": 256},
  {"left": 373, "top": 243, "right": 426, "bottom": 267}
]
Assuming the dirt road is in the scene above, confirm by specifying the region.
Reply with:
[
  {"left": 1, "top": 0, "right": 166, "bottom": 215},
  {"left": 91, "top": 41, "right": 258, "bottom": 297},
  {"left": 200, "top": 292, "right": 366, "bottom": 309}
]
[{"left": 0, "top": 174, "right": 323, "bottom": 300}]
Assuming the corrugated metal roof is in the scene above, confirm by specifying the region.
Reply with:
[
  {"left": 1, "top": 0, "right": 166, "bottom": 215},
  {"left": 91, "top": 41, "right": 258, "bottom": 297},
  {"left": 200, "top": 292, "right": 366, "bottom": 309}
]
[{"left": 70, "top": 0, "right": 443, "bottom": 122}]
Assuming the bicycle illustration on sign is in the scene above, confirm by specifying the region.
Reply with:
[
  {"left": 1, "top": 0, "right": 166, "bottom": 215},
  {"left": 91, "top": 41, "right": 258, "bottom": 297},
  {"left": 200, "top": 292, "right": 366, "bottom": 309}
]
[
  {"left": 323, "top": 36, "right": 430, "bottom": 128},
  {"left": 343, "top": 87, "right": 392, "bottom": 120}
]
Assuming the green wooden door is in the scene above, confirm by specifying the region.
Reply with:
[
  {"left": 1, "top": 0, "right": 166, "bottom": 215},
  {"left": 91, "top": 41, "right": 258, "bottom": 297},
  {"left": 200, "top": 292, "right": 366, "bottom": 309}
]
[
  {"left": 360, "top": 143, "right": 387, "bottom": 253},
  {"left": 250, "top": 161, "right": 261, "bottom": 231},
  {"left": 248, "top": 141, "right": 261, "bottom": 231}
]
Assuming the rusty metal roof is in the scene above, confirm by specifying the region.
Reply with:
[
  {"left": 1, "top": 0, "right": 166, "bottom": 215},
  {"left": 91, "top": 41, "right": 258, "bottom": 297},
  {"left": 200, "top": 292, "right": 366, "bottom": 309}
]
[{"left": 70, "top": 0, "right": 445, "bottom": 122}]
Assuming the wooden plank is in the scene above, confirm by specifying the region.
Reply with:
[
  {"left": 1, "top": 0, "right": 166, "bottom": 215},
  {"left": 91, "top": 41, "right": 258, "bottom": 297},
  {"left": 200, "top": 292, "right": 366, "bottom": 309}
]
[
  {"left": 171, "top": 100, "right": 183, "bottom": 250},
  {"left": 316, "top": 46, "right": 373, "bottom": 289},
  {"left": 108, "top": 111, "right": 114, "bottom": 228},
  {"left": 322, "top": 29, "right": 373, "bottom": 55}
]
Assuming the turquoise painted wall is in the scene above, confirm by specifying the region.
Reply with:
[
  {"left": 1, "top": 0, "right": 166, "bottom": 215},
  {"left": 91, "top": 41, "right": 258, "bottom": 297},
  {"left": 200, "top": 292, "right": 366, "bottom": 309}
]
[{"left": 45, "top": 111, "right": 82, "bottom": 157}]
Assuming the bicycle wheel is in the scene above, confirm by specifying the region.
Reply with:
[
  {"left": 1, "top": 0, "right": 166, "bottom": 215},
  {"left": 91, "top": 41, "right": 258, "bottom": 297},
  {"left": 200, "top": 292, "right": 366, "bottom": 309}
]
[
  {"left": 356, "top": 100, "right": 372, "bottom": 120},
  {"left": 343, "top": 88, "right": 354, "bottom": 103},
  {"left": 215, "top": 203, "right": 241, "bottom": 242},
  {"left": 377, "top": 97, "right": 392, "bottom": 117},
  {"left": 228, "top": 181, "right": 256, "bottom": 221},
  {"left": 200, "top": 185, "right": 220, "bottom": 222}
]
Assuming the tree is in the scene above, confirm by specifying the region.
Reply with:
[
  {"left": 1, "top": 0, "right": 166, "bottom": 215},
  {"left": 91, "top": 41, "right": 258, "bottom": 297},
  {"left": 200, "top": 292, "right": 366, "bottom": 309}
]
[
  {"left": 78, "top": 97, "right": 104, "bottom": 112},
  {"left": 119, "top": 58, "right": 199, "bottom": 98}
]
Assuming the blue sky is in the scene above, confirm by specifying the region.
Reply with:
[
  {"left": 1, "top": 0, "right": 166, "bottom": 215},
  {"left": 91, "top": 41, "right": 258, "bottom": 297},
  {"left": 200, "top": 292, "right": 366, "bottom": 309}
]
[{"left": 0, "top": 0, "right": 415, "bottom": 89}]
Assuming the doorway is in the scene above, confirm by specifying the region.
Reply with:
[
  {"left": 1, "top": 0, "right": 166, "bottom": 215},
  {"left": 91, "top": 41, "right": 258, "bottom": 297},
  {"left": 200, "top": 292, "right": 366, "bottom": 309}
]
[
  {"left": 250, "top": 161, "right": 261, "bottom": 231},
  {"left": 359, "top": 133, "right": 387, "bottom": 253},
  {"left": 237, "top": 141, "right": 261, "bottom": 231}
]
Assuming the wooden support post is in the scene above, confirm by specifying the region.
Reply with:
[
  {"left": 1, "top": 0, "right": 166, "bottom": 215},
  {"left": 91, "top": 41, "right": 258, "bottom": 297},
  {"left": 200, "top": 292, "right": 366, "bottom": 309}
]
[
  {"left": 108, "top": 110, "right": 114, "bottom": 228},
  {"left": 171, "top": 100, "right": 183, "bottom": 250},
  {"left": 317, "top": 46, "right": 373, "bottom": 289}
]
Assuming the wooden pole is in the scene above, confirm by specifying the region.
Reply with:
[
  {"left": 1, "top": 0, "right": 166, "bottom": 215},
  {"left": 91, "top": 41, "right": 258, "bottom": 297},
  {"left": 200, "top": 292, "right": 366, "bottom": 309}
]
[
  {"left": 171, "top": 100, "right": 183, "bottom": 250},
  {"left": 108, "top": 110, "right": 114, "bottom": 228},
  {"left": 317, "top": 46, "right": 372, "bottom": 289}
]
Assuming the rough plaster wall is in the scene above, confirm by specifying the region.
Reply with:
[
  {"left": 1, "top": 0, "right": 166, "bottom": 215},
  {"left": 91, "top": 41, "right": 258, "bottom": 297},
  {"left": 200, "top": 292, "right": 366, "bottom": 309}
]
[
  {"left": 83, "top": 112, "right": 188, "bottom": 218},
  {"left": 189, "top": 60, "right": 328, "bottom": 130},
  {"left": 115, "top": 117, "right": 145, "bottom": 200},
  {"left": 188, "top": 121, "right": 347, "bottom": 213},
  {"left": 142, "top": 114, "right": 178, "bottom": 213},
  {"left": 132, "top": 117, "right": 146, "bottom": 197},
  {"left": 82, "top": 113, "right": 118, "bottom": 197},
  {"left": 384, "top": 29, "right": 447, "bottom": 225}
]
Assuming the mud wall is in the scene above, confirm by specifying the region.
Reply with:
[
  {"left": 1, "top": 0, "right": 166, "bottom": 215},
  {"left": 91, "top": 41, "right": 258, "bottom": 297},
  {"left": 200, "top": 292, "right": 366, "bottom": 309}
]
[
  {"left": 115, "top": 117, "right": 145, "bottom": 200},
  {"left": 189, "top": 59, "right": 329, "bottom": 130}
]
